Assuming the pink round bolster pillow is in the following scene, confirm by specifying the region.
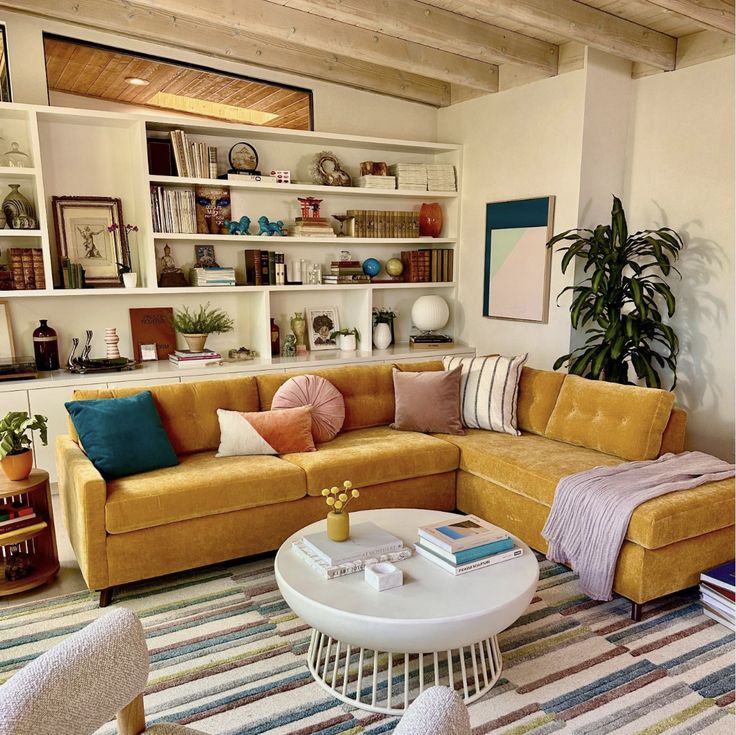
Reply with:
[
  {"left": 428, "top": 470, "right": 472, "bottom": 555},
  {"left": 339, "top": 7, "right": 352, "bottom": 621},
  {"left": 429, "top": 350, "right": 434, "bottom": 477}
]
[{"left": 272, "top": 374, "right": 345, "bottom": 443}]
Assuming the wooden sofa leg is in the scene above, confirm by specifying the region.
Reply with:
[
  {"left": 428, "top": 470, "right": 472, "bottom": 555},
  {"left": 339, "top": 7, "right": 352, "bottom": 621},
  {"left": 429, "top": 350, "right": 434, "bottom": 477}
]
[
  {"left": 631, "top": 602, "right": 642, "bottom": 622},
  {"left": 99, "top": 588, "right": 113, "bottom": 607},
  {"left": 117, "top": 693, "right": 146, "bottom": 735}
]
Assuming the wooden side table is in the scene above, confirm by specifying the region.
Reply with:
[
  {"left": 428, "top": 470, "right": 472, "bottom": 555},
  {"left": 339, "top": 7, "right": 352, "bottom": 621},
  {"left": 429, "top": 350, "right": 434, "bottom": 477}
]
[{"left": 0, "top": 469, "right": 59, "bottom": 597}]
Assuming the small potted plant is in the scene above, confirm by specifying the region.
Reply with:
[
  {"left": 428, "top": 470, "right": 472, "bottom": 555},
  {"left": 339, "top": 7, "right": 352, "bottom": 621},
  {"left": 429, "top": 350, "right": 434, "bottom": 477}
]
[
  {"left": 172, "top": 303, "right": 234, "bottom": 353},
  {"left": 330, "top": 327, "right": 360, "bottom": 352},
  {"left": 321, "top": 480, "right": 360, "bottom": 541},
  {"left": 0, "top": 412, "right": 48, "bottom": 480},
  {"left": 372, "top": 307, "right": 397, "bottom": 349}
]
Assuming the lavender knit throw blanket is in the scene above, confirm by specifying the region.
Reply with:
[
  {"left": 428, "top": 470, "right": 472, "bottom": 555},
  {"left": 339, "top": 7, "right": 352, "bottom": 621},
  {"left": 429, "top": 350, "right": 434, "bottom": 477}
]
[{"left": 542, "top": 451, "right": 735, "bottom": 601}]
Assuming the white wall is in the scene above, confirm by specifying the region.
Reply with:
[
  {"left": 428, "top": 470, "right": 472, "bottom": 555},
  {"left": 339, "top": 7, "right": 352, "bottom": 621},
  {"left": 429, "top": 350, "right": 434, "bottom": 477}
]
[
  {"left": 437, "top": 70, "right": 586, "bottom": 370},
  {"left": 624, "top": 57, "right": 735, "bottom": 461}
]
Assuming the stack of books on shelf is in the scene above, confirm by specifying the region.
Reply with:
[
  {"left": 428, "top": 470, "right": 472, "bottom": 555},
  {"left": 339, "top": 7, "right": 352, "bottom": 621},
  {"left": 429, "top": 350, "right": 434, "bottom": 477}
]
[
  {"left": 414, "top": 515, "right": 521, "bottom": 575},
  {"left": 8, "top": 248, "right": 45, "bottom": 290},
  {"left": 168, "top": 349, "right": 222, "bottom": 368},
  {"left": 324, "top": 260, "right": 370, "bottom": 284},
  {"left": 0, "top": 357, "right": 37, "bottom": 381},
  {"left": 410, "top": 333, "right": 453, "bottom": 348},
  {"left": 150, "top": 186, "right": 197, "bottom": 233},
  {"left": 400, "top": 249, "right": 454, "bottom": 283},
  {"left": 291, "top": 217, "right": 337, "bottom": 238},
  {"left": 239, "top": 250, "right": 286, "bottom": 286},
  {"left": 292, "top": 521, "right": 412, "bottom": 579},
  {"left": 426, "top": 164, "right": 457, "bottom": 191},
  {"left": 0, "top": 501, "right": 40, "bottom": 536},
  {"left": 346, "top": 209, "right": 420, "bottom": 238},
  {"left": 356, "top": 175, "right": 396, "bottom": 190},
  {"left": 190, "top": 266, "right": 236, "bottom": 287},
  {"left": 170, "top": 130, "right": 218, "bottom": 178},
  {"left": 700, "top": 561, "right": 735, "bottom": 630},
  {"left": 389, "top": 163, "right": 427, "bottom": 190}
]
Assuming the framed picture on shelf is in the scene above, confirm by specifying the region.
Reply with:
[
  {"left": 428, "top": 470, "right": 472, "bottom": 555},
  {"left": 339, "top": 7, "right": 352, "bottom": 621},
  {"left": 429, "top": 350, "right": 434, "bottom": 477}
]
[
  {"left": 194, "top": 244, "right": 218, "bottom": 267},
  {"left": 306, "top": 307, "right": 339, "bottom": 351},
  {"left": 51, "top": 196, "right": 129, "bottom": 288}
]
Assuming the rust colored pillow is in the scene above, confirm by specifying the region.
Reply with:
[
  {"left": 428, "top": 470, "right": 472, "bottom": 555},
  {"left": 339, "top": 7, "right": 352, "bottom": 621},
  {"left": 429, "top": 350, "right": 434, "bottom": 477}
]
[
  {"left": 390, "top": 366, "right": 464, "bottom": 435},
  {"left": 216, "top": 405, "right": 316, "bottom": 456}
]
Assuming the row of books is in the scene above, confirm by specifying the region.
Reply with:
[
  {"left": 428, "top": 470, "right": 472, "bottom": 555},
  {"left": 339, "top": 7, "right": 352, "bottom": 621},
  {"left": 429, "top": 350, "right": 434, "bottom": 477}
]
[
  {"left": 389, "top": 163, "right": 457, "bottom": 192},
  {"left": 8, "top": 248, "right": 45, "bottom": 290},
  {"left": 168, "top": 348, "right": 222, "bottom": 369},
  {"left": 151, "top": 186, "right": 197, "bottom": 234},
  {"left": 190, "top": 266, "right": 236, "bottom": 287},
  {"left": 0, "top": 501, "right": 40, "bottom": 535},
  {"left": 346, "top": 209, "right": 420, "bottom": 238},
  {"left": 323, "top": 260, "right": 370, "bottom": 285},
  {"left": 170, "top": 130, "right": 218, "bottom": 179},
  {"left": 700, "top": 561, "right": 735, "bottom": 631},
  {"left": 415, "top": 515, "right": 521, "bottom": 576},
  {"left": 60, "top": 258, "right": 86, "bottom": 289},
  {"left": 401, "top": 249, "right": 454, "bottom": 283},
  {"left": 240, "top": 250, "right": 287, "bottom": 286}
]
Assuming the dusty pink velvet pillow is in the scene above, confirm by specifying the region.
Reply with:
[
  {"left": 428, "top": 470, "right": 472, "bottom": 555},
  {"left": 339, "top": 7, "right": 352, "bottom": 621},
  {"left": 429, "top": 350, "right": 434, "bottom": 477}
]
[
  {"left": 390, "top": 366, "right": 464, "bottom": 435},
  {"left": 272, "top": 374, "right": 345, "bottom": 443}
]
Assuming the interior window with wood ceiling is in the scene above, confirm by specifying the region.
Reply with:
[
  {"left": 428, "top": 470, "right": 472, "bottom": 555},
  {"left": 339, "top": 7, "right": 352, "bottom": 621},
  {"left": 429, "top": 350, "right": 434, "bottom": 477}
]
[{"left": 42, "top": 35, "right": 313, "bottom": 130}]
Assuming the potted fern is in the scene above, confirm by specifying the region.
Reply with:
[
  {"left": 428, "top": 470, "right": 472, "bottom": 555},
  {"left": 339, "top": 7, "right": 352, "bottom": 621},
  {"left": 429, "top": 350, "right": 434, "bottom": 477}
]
[
  {"left": 0, "top": 412, "right": 48, "bottom": 480},
  {"left": 172, "top": 303, "right": 234, "bottom": 353},
  {"left": 547, "top": 195, "right": 683, "bottom": 389}
]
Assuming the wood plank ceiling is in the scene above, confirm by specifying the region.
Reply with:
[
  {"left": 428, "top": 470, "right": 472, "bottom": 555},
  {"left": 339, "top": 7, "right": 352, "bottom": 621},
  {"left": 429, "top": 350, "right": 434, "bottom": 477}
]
[{"left": 5, "top": 0, "right": 735, "bottom": 110}]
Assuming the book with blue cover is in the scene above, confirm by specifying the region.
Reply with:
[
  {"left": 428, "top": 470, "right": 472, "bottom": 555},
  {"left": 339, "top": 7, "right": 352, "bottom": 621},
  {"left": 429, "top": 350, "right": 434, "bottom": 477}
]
[
  {"left": 701, "top": 560, "right": 735, "bottom": 593},
  {"left": 417, "top": 535, "right": 514, "bottom": 564},
  {"left": 418, "top": 514, "right": 508, "bottom": 553}
]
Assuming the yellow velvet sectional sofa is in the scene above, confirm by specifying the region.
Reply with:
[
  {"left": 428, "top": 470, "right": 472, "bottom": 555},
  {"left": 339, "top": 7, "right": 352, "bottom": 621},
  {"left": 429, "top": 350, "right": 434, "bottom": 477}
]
[{"left": 56, "top": 360, "right": 735, "bottom": 618}]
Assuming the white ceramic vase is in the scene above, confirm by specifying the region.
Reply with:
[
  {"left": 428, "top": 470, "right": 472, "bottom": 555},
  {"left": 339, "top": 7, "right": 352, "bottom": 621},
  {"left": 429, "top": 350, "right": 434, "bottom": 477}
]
[
  {"left": 372, "top": 322, "right": 391, "bottom": 350},
  {"left": 339, "top": 333, "right": 357, "bottom": 351},
  {"left": 122, "top": 272, "right": 138, "bottom": 288}
]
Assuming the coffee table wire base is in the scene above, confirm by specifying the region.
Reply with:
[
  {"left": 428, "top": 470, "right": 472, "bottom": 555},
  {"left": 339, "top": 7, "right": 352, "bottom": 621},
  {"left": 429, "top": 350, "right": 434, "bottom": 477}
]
[{"left": 306, "top": 629, "right": 503, "bottom": 715}]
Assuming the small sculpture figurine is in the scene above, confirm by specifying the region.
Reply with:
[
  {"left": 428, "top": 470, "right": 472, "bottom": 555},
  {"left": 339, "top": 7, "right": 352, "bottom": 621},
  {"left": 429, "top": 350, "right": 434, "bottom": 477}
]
[
  {"left": 290, "top": 312, "right": 308, "bottom": 356},
  {"left": 298, "top": 197, "right": 322, "bottom": 219},
  {"left": 158, "top": 243, "right": 188, "bottom": 287},
  {"left": 4, "top": 546, "right": 33, "bottom": 581},
  {"left": 281, "top": 334, "right": 297, "bottom": 357},
  {"left": 258, "top": 216, "right": 285, "bottom": 236},
  {"left": 104, "top": 328, "right": 120, "bottom": 359},
  {"left": 224, "top": 215, "right": 251, "bottom": 235},
  {"left": 227, "top": 346, "right": 257, "bottom": 361}
]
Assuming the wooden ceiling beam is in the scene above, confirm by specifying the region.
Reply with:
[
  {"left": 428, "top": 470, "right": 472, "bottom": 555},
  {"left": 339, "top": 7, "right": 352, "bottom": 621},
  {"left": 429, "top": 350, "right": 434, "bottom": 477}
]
[
  {"left": 2, "top": 0, "right": 452, "bottom": 106},
  {"left": 639, "top": 0, "right": 735, "bottom": 36},
  {"left": 451, "top": 0, "right": 678, "bottom": 70},
  {"left": 138, "top": 0, "right": 499, "bottom": 92},
  {"left": 265, "top": 0, "right": 558, "bottom": 75}
]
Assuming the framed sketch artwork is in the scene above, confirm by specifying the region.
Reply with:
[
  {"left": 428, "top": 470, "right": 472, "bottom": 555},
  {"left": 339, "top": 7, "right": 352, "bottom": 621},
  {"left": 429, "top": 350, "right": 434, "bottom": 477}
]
[
  {"left": 306, "top": 307, "right": 339, "bottom": 350},
  {"left": 483, "top": 196, "right": 555, "bottom": 323},
  {"left": 52, "top": 196, "right": 129, "bottom": 287}
]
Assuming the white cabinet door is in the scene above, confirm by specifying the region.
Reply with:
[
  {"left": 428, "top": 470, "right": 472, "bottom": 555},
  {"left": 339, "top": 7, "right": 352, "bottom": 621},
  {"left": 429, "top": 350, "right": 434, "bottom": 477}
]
[{"left": 29, "top": 383, "right": 107, "bottom": 483}]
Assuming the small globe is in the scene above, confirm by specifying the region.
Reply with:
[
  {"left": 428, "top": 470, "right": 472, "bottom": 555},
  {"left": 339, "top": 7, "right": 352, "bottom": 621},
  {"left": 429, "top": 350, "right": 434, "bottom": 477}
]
[
  {"left": 362, "top": 258, "right": 381, "bottom": 277},
  {"left": 385, "top": 257, "right": 403, "bottom": 277}
]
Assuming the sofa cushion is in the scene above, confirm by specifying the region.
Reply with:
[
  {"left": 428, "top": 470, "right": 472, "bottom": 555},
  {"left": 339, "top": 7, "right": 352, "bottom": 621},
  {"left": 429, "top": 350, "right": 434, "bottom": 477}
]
[
  {"left": 216, "top": 406, "right": 315, "bottom": 456},
  {"left": 516, "top": 367, "right": 566, "bottom": 436},
  {"left": 545, "top": 375, "right": 674, "bottom": 461},
  {"left": 105, "top": 452, "right": 306, "bottom": 534},
  {"left": 280, "top": 426, "right": 459, "bottom": 495},
  {"left": 71, "top": 377, "right": 261, "bottom": 455}
]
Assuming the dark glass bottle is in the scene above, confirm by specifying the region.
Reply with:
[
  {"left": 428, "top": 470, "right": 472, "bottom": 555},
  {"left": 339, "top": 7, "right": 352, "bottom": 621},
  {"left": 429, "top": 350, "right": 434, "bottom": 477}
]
[
  {"left": 33, "top": 319, "right": 59, "bottom": 371},
  {"left": 270, "top": 318, "right": 280, "bottom": 357}
]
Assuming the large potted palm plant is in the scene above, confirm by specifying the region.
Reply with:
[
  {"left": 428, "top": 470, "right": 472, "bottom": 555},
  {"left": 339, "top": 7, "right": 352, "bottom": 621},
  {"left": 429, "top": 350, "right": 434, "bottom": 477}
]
[{"left": 547, "top": 196, "right": 683, "bottom": 389}]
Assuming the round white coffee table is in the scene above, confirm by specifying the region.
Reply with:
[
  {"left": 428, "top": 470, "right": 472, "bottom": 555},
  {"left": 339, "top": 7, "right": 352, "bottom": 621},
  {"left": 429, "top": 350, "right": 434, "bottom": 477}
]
[{"left": 275, "top": 508, "right": 538, "bottom": 715}]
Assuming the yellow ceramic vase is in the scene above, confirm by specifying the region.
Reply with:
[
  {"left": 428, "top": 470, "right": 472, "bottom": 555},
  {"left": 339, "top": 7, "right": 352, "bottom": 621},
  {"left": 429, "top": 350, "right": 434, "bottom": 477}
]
[{"left": 326, "top": 511, "right": 350, "bottom": 542}]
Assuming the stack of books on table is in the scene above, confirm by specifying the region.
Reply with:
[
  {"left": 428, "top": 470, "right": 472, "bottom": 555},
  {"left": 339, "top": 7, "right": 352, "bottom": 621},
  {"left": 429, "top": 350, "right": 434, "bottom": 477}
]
[
  {"left": 700, "top": 560, "right": 735, "bottom": 630},
  {"left": 356, "top": 175, "right": 396, "bottom": 190},
  {"left": 190, "top": 267, "right": 236, "bottom": 286},
  {"left": 0, "top": 501, "right": 39, "bottom": 536},
  {"left": 426, "top": 164, "right": 457, "bottom": 191},
  {"left": 168, "top": 349, "right": 222, "bottom": 368},
  {"left": 414, "top": 514, "right": 521, "bottom": 575},
  {"left": 292, "top": 521, "right": 412, "bottom": 579},
  {"left": 323, "top": 260, "right": 370, "bottom": 284},
  {"left": 389, "top": 163, "right": 427, "bottom": 191},
  {"left": 292, "top": 217, "right": 337, "bottom": 238}
]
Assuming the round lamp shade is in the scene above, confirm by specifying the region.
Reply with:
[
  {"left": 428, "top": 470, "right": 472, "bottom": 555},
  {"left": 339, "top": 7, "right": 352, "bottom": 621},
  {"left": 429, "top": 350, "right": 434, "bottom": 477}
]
[
  {"left": 411, "top": 295, "right": 450, "bottom": 332},
  {"left": 362, "top": 258, "right": 381, "bottom": 277}
]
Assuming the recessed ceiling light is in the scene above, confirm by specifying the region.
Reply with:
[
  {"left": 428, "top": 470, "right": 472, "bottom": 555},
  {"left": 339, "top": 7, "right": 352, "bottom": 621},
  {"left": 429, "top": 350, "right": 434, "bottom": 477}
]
[{"left": 125, "top": 77, "right": 150, "bottom": 86}]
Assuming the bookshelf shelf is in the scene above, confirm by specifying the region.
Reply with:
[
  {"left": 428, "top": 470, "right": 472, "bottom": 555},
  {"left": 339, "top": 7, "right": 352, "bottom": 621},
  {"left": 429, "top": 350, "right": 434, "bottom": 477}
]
[
  {"left": 154, "top": 234, "right": 457, "bottom": 245},
  {"left": 0, "top": 229, "right": 43, "bottom": 237},
  {"left": 0, "top": 167, "right": 37, "bottom": 178}
]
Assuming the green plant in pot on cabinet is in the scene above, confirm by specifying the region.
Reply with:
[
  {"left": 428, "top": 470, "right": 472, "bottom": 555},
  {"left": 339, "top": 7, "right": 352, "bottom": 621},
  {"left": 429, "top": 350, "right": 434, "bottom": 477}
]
[
  {"left": 547, "top": 195, "right": 683, "bottom": 389},
  {"left": 172, "top": 303, "right": 234, "bottom": 353},
  {"left": 0, "top": 412, "right": 48, "bottom": 480}
]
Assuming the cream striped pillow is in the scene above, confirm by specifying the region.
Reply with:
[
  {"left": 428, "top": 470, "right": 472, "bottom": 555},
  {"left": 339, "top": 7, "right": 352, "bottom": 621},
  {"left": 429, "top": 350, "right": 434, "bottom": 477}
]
[{"left": 443, "top": 354, "right": 528, "bottom": 435}]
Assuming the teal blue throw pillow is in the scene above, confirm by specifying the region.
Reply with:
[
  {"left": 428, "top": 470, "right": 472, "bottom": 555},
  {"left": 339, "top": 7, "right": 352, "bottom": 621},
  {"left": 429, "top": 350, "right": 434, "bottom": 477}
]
[{"left": 65, "top": 391, "right": 179, "bottom": 480}]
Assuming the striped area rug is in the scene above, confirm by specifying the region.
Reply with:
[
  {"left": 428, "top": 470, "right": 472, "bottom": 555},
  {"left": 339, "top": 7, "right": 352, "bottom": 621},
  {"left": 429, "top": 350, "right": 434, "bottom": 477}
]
[{"left": 0, "top": 555, "right": 733, "bottom": 734}]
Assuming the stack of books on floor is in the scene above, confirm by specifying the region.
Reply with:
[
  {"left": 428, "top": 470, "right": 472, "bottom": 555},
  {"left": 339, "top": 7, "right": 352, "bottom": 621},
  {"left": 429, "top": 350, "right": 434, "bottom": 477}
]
[
  {"left": 292, "top": 217, "right": 337, "bottom": 237},
  {"left": 190, "top": 266, "right": 236, "bottom": 286},
  {"left": 323, "top": 260, "right": 370, "bottom": 284},
  {"left": 389, "top": 163, "right": 427, "bottom": 190},
  {"left": 414, "top": 514, "right": 521, "bottom": 575},
  {"left": 293, "top": 521, "right": 412, "bottom": 579},
  {"left": 0, "top": 501, "right": 40, "bottom": 536},
  {"left": 700, "top": 560, "right": 735, "bottom": 630},
  {"left": 356, "top": 175, "right": 396, "bottom": 190},
  {"left": 426, "top": 164, "right": 457, "bottom": 191},
  {"left": 168, "top": 349, "right": 222, "bottom": 368}
]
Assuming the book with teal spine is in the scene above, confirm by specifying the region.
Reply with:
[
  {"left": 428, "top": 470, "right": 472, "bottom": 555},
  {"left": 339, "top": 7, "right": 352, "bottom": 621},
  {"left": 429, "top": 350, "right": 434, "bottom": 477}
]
[{"left": 417, "top": 535, "right": 514, "bottom": 564}]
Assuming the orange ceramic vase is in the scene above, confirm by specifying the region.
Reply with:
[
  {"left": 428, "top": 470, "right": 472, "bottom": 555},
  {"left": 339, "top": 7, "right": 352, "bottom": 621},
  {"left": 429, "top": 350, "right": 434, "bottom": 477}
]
[
  {"left": 1, "top": 449, "right": 33, "bottom": 481},
  {"left": 419, "top": 202, "right": 443, "bottom": 238}
]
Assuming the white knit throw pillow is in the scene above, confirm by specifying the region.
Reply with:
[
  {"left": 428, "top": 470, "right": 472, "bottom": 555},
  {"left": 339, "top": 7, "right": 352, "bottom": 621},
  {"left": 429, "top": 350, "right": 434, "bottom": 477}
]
[{"left": 443, "top": 354, "right": 527, "bottom": 435}]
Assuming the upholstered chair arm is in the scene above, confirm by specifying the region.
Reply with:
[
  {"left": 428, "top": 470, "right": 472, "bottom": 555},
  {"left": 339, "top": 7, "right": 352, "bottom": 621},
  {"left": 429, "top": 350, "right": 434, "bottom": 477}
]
[
  {"left": 0, "top": 609, "right": 148, "bottom": 735},
  {"left": 393, "top": 686, "right": 471, "bottom": 735},
  {"left": 56, "top": 434, "right": 109, "bottom": 590}
]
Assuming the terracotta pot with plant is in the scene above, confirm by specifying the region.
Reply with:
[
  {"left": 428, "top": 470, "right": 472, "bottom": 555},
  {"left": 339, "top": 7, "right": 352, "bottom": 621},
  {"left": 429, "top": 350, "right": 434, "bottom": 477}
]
[
  {"left": 172, "top": 303, "right": 234, "bottom": 353},
  {"left": 0, "top": 412, "right": 48, "bottom": 481}
]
